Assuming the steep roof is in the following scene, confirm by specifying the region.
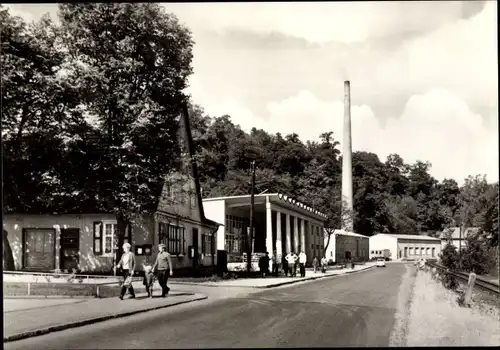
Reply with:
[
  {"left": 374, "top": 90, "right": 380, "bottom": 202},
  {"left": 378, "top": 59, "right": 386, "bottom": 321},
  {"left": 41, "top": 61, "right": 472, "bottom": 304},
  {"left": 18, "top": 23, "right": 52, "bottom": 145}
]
[{"left": 439, "top": 227, "right": 479, "bottom": 240}]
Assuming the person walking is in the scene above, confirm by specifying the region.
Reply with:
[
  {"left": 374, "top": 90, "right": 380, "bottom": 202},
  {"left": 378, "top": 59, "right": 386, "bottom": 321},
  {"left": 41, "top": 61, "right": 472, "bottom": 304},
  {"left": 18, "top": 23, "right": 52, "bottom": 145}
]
[
  {"left": 282, "top": 254, "right": 289, "bottom": 276},
  {"left": 321, "top": 256, "right": 328, "bottom": 273},
  {"left": 298, "top": 250, "right": 307, "bottom": 278},
  {"left": 312, "top": 256, "right": 319, "bottom": 273},
  {"left": 285, "top": 251, "right": 296, "bottom": 277},
  {"left": 116, "top": 243, "right": 136, "bottom": 300},
  {"left": 272, "top": 250, "right": 281, "bottom": 277},
  {"left": 152, "top": 243, "right": 173, "bottom": 297}
]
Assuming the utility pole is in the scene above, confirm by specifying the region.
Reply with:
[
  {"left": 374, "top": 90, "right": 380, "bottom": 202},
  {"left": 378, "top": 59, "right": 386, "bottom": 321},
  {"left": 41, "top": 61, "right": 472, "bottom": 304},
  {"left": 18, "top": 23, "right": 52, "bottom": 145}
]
[{"left": 247, "top": 161, "right": 256, "bottom": 273}]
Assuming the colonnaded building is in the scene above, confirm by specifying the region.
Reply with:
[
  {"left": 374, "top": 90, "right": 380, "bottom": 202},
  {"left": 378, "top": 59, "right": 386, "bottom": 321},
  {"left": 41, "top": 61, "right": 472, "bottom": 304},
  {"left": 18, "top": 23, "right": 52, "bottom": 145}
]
[{"left": 203, "top": 193, "right": 328, "bottom": 271}]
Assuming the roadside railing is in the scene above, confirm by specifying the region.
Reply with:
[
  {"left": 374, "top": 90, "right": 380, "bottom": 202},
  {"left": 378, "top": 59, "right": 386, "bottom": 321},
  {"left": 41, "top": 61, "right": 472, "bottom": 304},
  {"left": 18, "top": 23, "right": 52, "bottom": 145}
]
[
  {"left": 425, "top": 262, "right": 499, "bottom": 296},
  {"left": 3, "top": 270, "right": 143, "bottom": 298}
]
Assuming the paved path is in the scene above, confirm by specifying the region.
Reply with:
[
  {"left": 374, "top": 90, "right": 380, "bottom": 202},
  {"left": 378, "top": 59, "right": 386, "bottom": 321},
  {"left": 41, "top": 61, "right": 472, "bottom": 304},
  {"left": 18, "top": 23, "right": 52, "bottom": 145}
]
[
  {"left": 5, "top": 264, "right": 408, "bottom": 349},
  {"left": 3, "top": 291, "right": 205, "bottom": 341}
]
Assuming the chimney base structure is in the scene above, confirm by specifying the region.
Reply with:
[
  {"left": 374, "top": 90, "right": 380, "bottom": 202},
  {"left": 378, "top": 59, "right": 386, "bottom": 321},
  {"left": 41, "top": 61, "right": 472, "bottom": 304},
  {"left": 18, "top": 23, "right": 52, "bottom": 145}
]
[{"left": 341, "top": 80, "right": 354, "bottom": 231}]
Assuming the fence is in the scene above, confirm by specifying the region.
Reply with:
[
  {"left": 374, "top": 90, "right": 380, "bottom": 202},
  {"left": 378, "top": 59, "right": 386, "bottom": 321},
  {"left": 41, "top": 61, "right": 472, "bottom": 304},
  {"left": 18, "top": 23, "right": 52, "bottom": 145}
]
[
  {"left": 425, "top": 262, "right": 499, "bottom": 296},
  {"left": 3, "top": 270, "right": 142, "bottom": 298}
]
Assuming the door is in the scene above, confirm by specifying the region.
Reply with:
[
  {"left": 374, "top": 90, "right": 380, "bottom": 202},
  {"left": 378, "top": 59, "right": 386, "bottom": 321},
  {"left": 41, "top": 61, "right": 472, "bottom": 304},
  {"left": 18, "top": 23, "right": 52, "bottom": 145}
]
[
  {"left": 24, "top": 228, "right": 55, "bottom": 270},
  {"left": 61, "top": 228, "right": 80, "bottom": 272},
  {"left": 404, "top": 247, "right": 408, "bottom": 258},
  {"left": 192, "top": 228, "right": 199, "bottom": 269}
]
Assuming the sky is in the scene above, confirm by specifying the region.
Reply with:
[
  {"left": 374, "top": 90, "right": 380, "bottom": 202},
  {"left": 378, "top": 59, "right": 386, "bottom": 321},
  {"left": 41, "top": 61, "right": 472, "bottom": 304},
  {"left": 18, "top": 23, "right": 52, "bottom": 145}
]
[{"left": 4, "top": 2, "right": 498, "bottom": 185}]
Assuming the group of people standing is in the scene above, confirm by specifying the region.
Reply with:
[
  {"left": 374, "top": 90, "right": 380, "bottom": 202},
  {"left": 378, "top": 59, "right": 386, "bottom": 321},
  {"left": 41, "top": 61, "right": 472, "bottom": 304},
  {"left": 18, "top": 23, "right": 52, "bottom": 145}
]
[
  {"left": 259, "top": 250, "right": 329, "bottom": 278},
  {"left": 116, "top": 242, "right": 174, "bottom": 300}
]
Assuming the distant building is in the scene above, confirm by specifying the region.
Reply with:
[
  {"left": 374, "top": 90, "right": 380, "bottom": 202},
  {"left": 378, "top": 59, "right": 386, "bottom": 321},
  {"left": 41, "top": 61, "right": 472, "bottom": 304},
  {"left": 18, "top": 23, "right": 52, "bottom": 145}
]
[
  {"left": 439, "top": 227, "right": 479, "bottom": 250},
  {"left": 369, "top": 233, "right": 441, "bottom": 261},
  {"left": 203, "top": 193, "right": 328, "bottom": 270},
  {"left": 324, "top": 229, "right": 369, "bottom": 264}
]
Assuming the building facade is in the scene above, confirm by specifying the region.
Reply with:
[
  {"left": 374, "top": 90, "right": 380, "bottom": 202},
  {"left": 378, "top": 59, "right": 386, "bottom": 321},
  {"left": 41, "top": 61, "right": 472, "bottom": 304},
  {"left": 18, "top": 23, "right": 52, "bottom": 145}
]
[
  {"left": 203, "top": 193, "right": 327, "bottom": 270},
  {"left": 369, "top": 233, "right": 441, "bottom": 261},
  {"left": 324, "top": 229, "right": 369, "bottom": 264},
  {"left": 2, "top": 105, "right": 220, "bottom": 274}
]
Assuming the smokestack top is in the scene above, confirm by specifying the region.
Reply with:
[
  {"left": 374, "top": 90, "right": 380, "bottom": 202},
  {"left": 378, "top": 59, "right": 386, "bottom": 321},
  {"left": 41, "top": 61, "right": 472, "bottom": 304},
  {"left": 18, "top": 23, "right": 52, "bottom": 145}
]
[{"left": 344, "top": 80, "right": 350, "bottom": 86}]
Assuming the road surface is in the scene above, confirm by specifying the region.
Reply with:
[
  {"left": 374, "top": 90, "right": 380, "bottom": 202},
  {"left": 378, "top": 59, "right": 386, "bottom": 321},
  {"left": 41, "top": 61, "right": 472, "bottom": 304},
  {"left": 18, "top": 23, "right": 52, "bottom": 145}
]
[{"left": 5, "top": 264, "right": 407, "bottom": 349}]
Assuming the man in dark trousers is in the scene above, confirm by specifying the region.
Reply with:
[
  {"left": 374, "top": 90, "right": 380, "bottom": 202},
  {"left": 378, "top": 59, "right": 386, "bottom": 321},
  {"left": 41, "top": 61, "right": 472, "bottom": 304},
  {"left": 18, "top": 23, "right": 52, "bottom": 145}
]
[
  {"left": 259, "top": 252, "right": 270, "bottom": 277},
  {"left": 152, "top": 243, "right": 173, "bottom": 297}
]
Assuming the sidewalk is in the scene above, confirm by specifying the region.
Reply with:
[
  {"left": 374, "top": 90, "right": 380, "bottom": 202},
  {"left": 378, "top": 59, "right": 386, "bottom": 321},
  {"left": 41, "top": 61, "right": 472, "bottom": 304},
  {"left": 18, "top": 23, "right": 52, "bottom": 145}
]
[
  {"left": 170, "top": 262, "right": 377, "bottom": 288},
  {"left": 3, "top": 291, "right": 207, "bottom": 342}
]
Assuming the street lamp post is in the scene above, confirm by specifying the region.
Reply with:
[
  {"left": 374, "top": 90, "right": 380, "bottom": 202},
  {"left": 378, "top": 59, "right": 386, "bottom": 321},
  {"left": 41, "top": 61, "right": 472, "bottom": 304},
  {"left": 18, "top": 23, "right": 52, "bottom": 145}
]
[{"left": 247, "top": 161, "right": 256, "bottom": 273}]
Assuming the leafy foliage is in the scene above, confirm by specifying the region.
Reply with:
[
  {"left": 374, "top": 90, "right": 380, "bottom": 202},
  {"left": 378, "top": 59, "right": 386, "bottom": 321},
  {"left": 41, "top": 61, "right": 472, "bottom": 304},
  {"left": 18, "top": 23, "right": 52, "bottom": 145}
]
[{"left": 439, "top": 243, "right": 460, "bottom": 271}]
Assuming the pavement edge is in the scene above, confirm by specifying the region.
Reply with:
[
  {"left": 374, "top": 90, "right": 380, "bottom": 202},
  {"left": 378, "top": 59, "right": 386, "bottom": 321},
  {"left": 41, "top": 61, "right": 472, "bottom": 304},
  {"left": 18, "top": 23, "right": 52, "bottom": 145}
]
[
  {"left": 260, "top": 265, "right": 377, "bottom": 289},
  {"left": 3, "top": 294, "right": 208, "bottom": 343}
]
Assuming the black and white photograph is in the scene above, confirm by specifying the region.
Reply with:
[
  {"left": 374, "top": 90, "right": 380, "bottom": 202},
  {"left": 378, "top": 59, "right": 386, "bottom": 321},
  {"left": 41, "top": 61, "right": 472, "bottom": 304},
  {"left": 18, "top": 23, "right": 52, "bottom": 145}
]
[{"left": 2, "top": 1, "right": 499, "bottom": 348}]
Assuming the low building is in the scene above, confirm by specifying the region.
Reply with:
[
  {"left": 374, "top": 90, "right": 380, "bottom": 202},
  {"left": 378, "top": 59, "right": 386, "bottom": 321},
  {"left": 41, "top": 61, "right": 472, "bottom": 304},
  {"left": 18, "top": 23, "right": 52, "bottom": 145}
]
[
  {"left": 203, "top": 193, "right": 328, "bottom": 270},
  {"left": 369, "top": 233, "right": 441, "bottom": 261},
  {"left": 439, "top": 227, "right": 479, "bottom": 250},
  {"left": 2, "top": 106, "right": 221, "bottom": 274},
  {"left": 324, "top": 229, "right": 369, "bottom": 264}
]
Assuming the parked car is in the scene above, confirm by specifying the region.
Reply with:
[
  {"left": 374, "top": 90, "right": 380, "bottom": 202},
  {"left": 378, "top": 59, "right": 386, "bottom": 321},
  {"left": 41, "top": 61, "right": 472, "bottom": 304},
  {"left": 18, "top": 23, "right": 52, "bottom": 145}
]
[{"left": 376, "top": 258, "right": 386, "bottom": 267}]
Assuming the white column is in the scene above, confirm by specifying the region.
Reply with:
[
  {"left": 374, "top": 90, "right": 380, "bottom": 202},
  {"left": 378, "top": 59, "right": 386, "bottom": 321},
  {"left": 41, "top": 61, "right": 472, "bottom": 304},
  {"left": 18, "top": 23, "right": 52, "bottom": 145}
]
[
  {"left": 265, "top": 197, "right": 273, "bottom": 271},
  {"left": 53, "top": 225, "right": 61, "bottom": 271},
  {"left": 276, "top": 210, "right": 282, "bottom": 261},
  {"left": 294, "top": 216, "right": 299, "bottom": 253},
  {"left": 286, "top": 213, "right": 291, "bottom": 254},
  {"left": 300, "top": 218, "right": 306, "bottom": 254}
]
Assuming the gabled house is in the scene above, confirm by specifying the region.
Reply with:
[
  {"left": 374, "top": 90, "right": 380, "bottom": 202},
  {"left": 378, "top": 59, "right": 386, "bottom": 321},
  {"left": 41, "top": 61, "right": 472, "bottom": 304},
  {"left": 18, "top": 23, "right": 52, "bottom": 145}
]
[
  {"left": 439, "top": 227, "right": 479, "bottom": 250},
  {"left": 3, "top": 105, "right": 221, "bottom": 273}
]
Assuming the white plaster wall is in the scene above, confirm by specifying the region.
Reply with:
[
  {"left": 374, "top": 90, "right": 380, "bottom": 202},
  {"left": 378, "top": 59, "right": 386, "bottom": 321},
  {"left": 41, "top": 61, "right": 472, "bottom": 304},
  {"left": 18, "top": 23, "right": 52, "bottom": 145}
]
[
  {"left": 202, "top": 200, "right": 226, "bottom": 251},
  {"left": 369, "top": 234, "right": 398, "bottom": 260}
]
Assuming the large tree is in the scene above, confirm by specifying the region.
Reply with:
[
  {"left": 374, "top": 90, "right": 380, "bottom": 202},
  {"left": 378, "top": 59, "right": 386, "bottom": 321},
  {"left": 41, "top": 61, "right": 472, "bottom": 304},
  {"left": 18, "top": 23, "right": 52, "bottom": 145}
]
[{"left": 56, "top": 3, "right": 195, "bottom": 254}]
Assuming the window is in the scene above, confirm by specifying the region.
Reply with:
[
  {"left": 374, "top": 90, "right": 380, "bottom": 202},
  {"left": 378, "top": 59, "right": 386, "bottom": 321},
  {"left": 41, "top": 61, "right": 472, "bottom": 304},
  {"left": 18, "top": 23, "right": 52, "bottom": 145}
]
[
  {"left": 311, "top": 244, "right": 314, "bottom": 249},
  {"left": 330, "top": 251, "right": 333, "bottom": 257},
  {"left": 159, "top": 222, "right": 185, "bottom": 255},
  {"left": 371, "top": 250, "right": 374, "bottom": 254},
  {"left": 135, "top": 245, "right": 152, "bottom": 256},
  {"left": 426, "top": 247, "right": 430, "bottom": 255},
  {"left": 202, "top": 233, "right": 213, "bottom": 255},
  {"left": 190, "top": 193, "right": 196, "bottom": 208},
  {"left": 93, "top": 221, "right": 131, "bottom": 256},
  {"left": 316, "top": 245, "right": 320, "bottom": 249}
]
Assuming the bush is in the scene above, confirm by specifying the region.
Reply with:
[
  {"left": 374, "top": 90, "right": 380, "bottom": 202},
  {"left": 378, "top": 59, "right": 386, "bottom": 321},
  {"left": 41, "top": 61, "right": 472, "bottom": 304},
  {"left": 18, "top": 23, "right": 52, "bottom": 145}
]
[
  {"left": 440, "top": 243, "right": 459, "bottom": 270},
  {"left": 441, "top": 272, "right": 458, "bottom": 291},
  {"left": 460, "top": 234, "right": 494, "bottom": 275}
]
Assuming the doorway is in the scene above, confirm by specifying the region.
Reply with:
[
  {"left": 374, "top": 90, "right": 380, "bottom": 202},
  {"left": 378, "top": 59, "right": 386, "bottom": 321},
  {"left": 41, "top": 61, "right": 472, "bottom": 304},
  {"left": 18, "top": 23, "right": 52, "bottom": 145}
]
[
  {"left": 192, "top": 228, "right": 199, "bottom": 269},
  {"left": 23, "top": 228, "right": 56, "bottom": 270},
  {"left": 61, "top": 228, "right": 80, "bottom": 272}
]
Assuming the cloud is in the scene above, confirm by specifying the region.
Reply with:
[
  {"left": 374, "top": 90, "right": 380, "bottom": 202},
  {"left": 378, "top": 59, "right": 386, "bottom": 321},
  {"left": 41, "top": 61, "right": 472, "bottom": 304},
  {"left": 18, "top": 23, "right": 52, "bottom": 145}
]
[{"left": 166, "top": 2, "right": 468, "bottom": 44}]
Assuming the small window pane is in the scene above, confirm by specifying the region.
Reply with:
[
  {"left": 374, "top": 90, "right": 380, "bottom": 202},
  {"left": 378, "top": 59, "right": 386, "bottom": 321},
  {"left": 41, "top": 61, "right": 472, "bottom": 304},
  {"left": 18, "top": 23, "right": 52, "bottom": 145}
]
[{"left": 94, "top": 240, "right": 101, "bottom": 253}]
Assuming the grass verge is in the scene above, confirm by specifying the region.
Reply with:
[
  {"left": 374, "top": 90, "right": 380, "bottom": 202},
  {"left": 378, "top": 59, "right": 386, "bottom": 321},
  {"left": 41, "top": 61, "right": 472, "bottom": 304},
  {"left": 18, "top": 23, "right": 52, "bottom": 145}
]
[{"left": 405, "top": 269, "right": 500, "bottom": 346}]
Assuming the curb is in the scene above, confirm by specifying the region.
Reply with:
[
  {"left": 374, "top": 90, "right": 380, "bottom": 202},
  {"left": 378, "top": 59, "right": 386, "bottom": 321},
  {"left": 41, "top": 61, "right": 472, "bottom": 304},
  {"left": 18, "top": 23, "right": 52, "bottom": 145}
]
[
  {"left": 260, "top": 265, "right": 377, "bottom": 289},
  {"left": 4, "top": 295, "right": 98, "bottom": 300},
  {"left": 3, "top": 292, "right": 196, "bottom": 300},
  {"left": 170, "top": 265, "right": 376, "bottom": 289},
  {"left": 4, "top": 294, "right": 208, "bottom": 343}
]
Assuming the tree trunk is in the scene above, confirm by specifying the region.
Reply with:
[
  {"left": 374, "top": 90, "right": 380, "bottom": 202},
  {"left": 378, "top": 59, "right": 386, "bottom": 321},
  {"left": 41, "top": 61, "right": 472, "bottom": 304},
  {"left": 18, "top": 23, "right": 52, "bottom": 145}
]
[
  {"left": 323, "top": 228, "right": 333, "bottom": 258},
  {"left": 3, "top": 229, "right": 16, "bottom": 271},
  {"left": 115, "top": 211, "right": 129, "bottom": 273}
]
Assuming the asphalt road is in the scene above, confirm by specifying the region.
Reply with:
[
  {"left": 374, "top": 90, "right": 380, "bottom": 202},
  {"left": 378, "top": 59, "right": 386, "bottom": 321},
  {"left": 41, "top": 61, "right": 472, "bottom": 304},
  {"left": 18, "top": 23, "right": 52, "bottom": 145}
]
[{"left": 5, "top": 264, "right": 407, "bottom": 349}]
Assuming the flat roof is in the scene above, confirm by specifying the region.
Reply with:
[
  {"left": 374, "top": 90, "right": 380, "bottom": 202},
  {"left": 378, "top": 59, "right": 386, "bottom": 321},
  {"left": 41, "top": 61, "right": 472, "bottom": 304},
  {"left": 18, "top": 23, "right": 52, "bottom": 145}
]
[
  {"left": 203, "top": 193, "right": 328, "bottom": 220},
  {"left": 374, "top": 233, "right": 440, "bottom": 241}
]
